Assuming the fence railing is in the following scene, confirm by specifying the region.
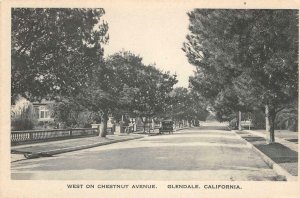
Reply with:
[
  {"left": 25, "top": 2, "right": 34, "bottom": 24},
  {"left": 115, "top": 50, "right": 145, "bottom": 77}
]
[{"left": 11, "top": 128, "right": 99, "bottom": 146}]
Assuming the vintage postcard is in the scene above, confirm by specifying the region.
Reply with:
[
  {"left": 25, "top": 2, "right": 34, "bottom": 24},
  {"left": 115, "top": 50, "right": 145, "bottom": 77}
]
[{"left": 1, "top": 0, "right": 299, "bottom": 197}]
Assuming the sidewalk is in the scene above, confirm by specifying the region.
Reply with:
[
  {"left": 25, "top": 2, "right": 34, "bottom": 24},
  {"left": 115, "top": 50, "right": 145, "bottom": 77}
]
[
  {"left": 11, "top": 127, "right": 190, "bottom": 162},
  {"left": 11, "top": 133, "right": 145, "bottom": 162},
  {"left": 235, "top": 130, "right": 298, "bottom": 180}
]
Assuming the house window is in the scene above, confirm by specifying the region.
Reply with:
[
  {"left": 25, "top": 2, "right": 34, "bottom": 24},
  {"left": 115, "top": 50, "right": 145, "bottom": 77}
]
[{"left": 39, "top": 106, "right": 50, "bottom": 119}]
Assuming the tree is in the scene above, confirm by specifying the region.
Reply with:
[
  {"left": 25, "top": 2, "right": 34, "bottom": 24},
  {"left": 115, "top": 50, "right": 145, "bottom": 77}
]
[
  {"left": 104, "top": 51, "right": 144, "bottom": 120},
  {"left": 168, "top": 87, "right": 208, "bottom": 126},
  {"left": 239, "top": 10, "right": 298, "bottom": 142},
  {"left": 11, "top": 96, "right": 37, "bottom": 130},
  {"left": 184, "top": 10, "right": 252, "bottom": 126},
  {"left": 131, "top": 65, "right": 177, "bottom": 132},
  {"left": 184, "top": 9, "right": 298, "bottom": 143},
  {"left": 51, "top": 98, "right": 100, "bottom": 128},
  {"left": 227, "top": 10, "right": 298, "bottom": 141},
  {"left": 81, "top": 51, "right": 143, "bottom": 136},
  {"left": 78, "top": 51, "right": 178, "bottom": 136},
  {"left": 12, "top": 8, "right": 109, "bottom": 102},
  {"left": 275, "top": 102, "right": 298, "bottom": 131}
]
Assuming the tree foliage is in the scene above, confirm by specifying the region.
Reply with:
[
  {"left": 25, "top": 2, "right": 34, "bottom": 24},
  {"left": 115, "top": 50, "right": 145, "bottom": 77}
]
[
  {"left": 184, "top": 9, "right": 298, "bottom": 142},
  {"left": 11, "top": 96, "right": 37, "bottom": 130},
  {"left": 184, "top": 10, "right": 249, "bottom": 121},
  {"left": 12, "top": 8, "right": 109, "bottom": 102},
  {"left": 77, "top": 51, "right": 177, "bottom": 136},
  {"left": 132, "top": 65, "right": 178, "bottom": 120},
  {"left": 168, "top": 87, "right": 209, "bottom": 123},
  {"left": 51, "top": 99, "right": 100, "bottom": 128},
  {"left": 76, "top": 51, "right": 142, "bottom": 136}
]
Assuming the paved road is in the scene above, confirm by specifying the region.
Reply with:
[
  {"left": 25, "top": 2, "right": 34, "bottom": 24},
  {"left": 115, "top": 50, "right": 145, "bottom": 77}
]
[{"left": 11, "top": 125, "right": 281, "bottom": 181}]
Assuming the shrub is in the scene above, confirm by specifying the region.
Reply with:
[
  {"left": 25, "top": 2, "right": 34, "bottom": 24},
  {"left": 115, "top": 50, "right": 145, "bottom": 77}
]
[
  {"left": 11, "top": 117, "right": 35, "bottom": 131},
  {"left": 52, "top": 99, "right": 98, "bottom": 128},
  {"left": 229, "top": 118, "right": 237, "bottom": 130},
  {"left": 11, "top": 97, "right": 37, "bottom": 131},
  {"left": 250, "top": 110, "right": 265, "bottom": 129},
  {"left": 275, "top": 106, "right": 298, "bottom": 132}
]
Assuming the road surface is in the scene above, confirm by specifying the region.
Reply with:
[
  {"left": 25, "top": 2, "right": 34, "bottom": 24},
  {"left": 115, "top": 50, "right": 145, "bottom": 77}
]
[{"left": 11, "top": 123, "right": 281, "bottom": 181}]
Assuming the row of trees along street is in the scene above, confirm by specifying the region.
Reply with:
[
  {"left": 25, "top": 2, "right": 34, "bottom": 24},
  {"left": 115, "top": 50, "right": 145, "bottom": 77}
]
[
  {"left": 183, "top": 9, "right": 298, "bottom": 143},
  {"left": 11, "top": 8, "right": 208, "bottom": 136}
]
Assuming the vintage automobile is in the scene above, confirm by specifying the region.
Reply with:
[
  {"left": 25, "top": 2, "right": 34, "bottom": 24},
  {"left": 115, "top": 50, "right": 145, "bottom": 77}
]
[{"left": 159, "top": 120, "right": 174, "bottom": 134}]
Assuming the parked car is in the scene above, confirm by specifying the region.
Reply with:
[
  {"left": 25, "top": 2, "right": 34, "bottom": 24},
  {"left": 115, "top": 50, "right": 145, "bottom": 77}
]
[{"left": 159, "top": 120, "right": 174, "bottom": 134}]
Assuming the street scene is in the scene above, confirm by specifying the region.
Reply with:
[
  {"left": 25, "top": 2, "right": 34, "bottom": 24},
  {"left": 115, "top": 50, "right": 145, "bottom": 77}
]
[
  {"left": 11, "top": 122, "right": 292, "bottom": 181},
  {"left": 10, "top": 8, "right": 298, "bottom": 183}
]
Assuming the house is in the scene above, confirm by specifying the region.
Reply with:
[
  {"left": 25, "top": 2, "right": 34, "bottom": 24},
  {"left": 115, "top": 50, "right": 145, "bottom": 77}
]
[
  {"left": 11, "top": 97, "right": 55, "bottom": 130},
  {"left": 32, "top": 99, "right": 54, "bottom": 123}
]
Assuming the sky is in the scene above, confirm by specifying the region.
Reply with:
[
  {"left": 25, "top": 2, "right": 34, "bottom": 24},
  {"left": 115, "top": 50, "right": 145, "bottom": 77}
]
[{"left": 102, "top": 6, "right": 195, "bottom": 88}]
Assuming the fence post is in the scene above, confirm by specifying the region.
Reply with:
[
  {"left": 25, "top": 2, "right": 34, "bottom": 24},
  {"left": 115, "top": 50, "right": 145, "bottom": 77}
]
[{"left": 70, "top": 129, "right": 73, "bottom": 137}]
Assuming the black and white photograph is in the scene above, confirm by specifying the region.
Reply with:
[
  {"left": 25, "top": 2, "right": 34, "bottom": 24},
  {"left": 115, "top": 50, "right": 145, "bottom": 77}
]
[{"left": 1, "top": 0, "right": 299, "bottom": 197}]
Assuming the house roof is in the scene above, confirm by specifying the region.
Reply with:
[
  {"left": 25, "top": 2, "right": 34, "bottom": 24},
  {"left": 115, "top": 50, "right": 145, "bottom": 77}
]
[{"left": 32, "top": 99, "right": 54, "bottom": 105}]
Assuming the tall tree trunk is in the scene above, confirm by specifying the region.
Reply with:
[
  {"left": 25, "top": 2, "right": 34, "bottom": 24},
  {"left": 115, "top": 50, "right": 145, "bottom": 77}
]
[
  {"left": 148, "top": 117, "right": 151, "bottom": 133},
  {"left": 139, "top": 116, "right": 146, "bottom": 133},
  {"left": 143, "top": 121, "right": 146, "bottom": 133},
  {"left": 142, "top": 118, "right": 146, "bottom": 133},
  {"left": 152, "top": 118, "right": 155, "bottom": 132},
  {"left": 238, "top": 111, "right": 242, "bottom": 131},
  {"left": 265, "top": 105, "right": 276, "bottom": 143},
  {"left": 100, "top": 110, "right": 108, "bottom": 137},
  {"left": 174, "top": 120, "right": 177, "bottom": 130},
  {"left": 265, "top": 105, "right": 270, "bottom": 132}
]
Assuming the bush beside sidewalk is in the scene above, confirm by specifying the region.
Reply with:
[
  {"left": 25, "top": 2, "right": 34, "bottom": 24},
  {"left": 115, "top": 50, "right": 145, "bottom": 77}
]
[{"left": 234, "top": 130, "right": 298, "bottom": 181}]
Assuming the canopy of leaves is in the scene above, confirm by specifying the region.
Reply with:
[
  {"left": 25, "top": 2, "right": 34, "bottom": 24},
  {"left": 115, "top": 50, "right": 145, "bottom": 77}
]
[
  {"left": 77, "top": 51, "right": 178, "bottom": 121},
  {"left": 132, "top": 65, "right": 178, "bottom": 119},
  {"left": 167, "top": 87, "right": 209, "bottom": 121},
  {"left": 184, "top": 9, "right": 298, "bottom": 120},
  {"left": 12, "top": 8, "right": 109, "bottom": 102}
]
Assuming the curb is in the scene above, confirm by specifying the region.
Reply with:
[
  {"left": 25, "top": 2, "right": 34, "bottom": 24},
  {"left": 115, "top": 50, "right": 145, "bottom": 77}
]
[
  {"left": 132, "top": 132, "right": 160, "bottom": 136},
  {"left": 233, "top": 130, "right": 297, "bottom": 181},
  {"left": 174, "top": 127, "right": 192, "bottom": 131},
  {"left": 20, "top": 136, "right": 144, "bottom": 160}
]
